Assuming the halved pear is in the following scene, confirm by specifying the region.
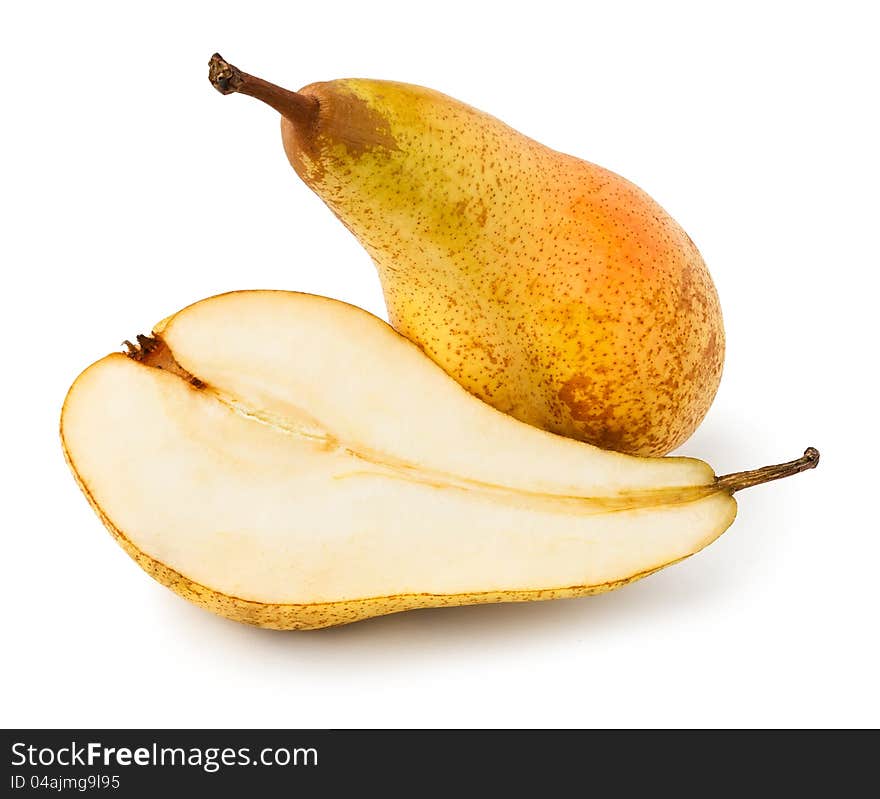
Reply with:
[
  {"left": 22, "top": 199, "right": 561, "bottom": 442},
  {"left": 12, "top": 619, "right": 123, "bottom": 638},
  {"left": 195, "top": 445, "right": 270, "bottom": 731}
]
[{"left": 60, "top": 291, "right": 818, "bottom": 629}]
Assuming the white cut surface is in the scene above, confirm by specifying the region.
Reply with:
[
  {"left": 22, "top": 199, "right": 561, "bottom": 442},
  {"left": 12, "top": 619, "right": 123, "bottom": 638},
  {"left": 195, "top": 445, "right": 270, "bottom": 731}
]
[{"left": 62, "top": 292, "right": 736, "bottom": 604}]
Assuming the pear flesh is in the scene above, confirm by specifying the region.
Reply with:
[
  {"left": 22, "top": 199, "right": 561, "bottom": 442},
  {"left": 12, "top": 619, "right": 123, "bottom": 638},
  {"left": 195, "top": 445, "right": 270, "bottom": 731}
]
[{"left": 61, "top": 292, "right": 814, "bottom": 629}]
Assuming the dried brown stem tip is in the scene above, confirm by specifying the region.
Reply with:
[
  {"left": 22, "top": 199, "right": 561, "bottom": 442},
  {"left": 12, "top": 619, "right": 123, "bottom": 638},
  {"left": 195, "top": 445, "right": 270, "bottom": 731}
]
[
  {"left": 207, "top": 52, "right": 319, "bottom": 128},
  {"left": 208, "top": 53, "right": 243, "bottom": 95},
  {"left": 715, "top": 447, "right": 820, "bottom": 494}
]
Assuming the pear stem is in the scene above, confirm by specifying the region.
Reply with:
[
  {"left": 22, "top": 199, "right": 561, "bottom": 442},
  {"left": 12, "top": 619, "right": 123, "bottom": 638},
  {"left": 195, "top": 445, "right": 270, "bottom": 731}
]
[
  {"left": 208, "top": 53, "right": 319, "bottom": 127},
  {"left": 714, "top": 447, "right": 819, "bottom": 494}
]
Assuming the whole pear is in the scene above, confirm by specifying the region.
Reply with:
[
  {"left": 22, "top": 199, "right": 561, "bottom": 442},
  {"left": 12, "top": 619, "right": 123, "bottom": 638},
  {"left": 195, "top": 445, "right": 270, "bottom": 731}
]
[{"left": 209, "top": 55, "right": 724, "bottom": 456}]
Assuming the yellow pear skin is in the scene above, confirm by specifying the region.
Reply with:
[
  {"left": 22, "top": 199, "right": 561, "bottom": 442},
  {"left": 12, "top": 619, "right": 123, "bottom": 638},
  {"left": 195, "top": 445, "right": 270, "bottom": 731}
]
[{"left": 209, "top": 55, "right": 724, "bottom": 456}]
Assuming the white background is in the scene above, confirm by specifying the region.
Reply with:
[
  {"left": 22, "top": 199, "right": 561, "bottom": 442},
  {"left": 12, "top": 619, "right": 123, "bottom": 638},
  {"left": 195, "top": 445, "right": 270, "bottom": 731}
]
[{"left": 2, "top": 1, "right": 877, "bottom": 728}]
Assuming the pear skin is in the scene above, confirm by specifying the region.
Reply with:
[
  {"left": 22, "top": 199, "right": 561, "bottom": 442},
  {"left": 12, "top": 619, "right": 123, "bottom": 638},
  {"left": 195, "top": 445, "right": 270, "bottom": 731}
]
[{"left": 210, "top": 55, "right": 724, "bottom": 456}]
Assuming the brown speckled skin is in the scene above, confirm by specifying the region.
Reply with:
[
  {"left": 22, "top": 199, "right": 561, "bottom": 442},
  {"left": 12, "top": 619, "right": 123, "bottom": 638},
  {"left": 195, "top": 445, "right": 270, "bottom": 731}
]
[{"left": 281, "top": 80, "right": 724, "bottom": 456}]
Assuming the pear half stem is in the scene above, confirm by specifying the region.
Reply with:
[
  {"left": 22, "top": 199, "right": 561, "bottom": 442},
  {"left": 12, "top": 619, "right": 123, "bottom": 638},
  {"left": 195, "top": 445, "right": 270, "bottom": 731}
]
[
  {"left": 714, "top": 447, "right": 820, "bottom": 494},
  {"left": 208, "top": 53, "right": 319, "bottom": 127}
]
